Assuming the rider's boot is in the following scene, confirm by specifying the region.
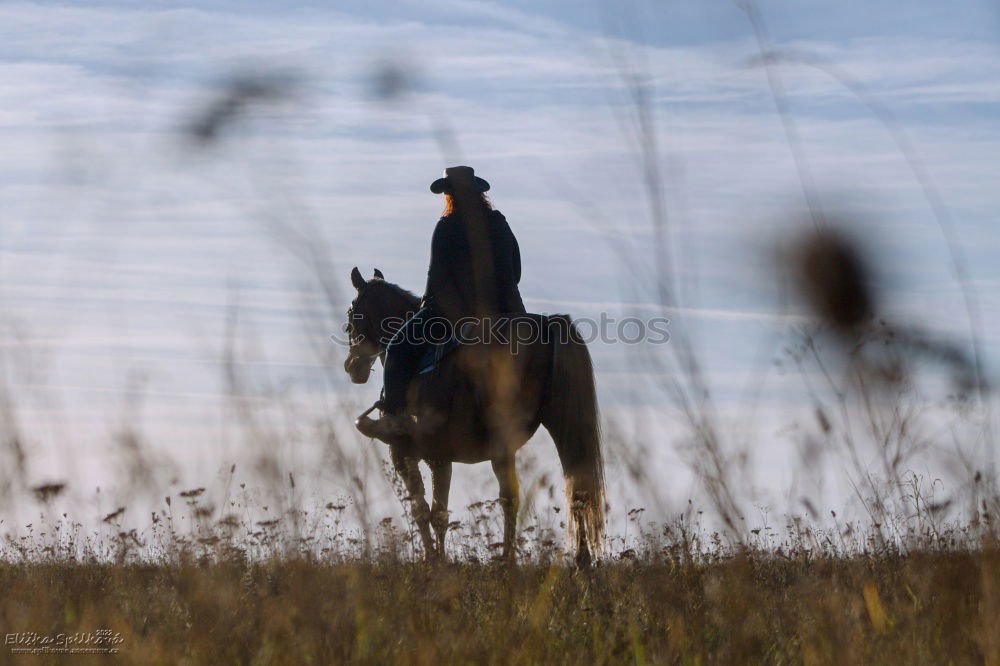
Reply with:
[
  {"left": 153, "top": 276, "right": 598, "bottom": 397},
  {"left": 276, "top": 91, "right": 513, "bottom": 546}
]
[{"left": 356, "top": 411, "right": 411, "bottom": 441}]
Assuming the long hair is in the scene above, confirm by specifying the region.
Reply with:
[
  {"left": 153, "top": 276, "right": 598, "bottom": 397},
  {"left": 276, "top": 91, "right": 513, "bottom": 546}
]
[
  {"left": 442, "top": 185, "right": 496, "bottom": 317},
  {"left": 443, "top": 190, "right": 492, "bottom": 217}
]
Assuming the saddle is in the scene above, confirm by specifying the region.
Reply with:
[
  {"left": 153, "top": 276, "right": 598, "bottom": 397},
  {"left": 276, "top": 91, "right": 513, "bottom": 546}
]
[
  {"left": 413, "top": 314, "right": 536, "bottom": 376},
  {"left": 415, "top": 336, "right": 460, "bottom": 376},
  {"left": 364, "top": 313, "right": 557, "bottom": 433}
]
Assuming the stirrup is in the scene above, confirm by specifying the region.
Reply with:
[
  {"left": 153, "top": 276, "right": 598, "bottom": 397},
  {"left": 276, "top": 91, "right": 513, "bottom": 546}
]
[{"left": 357, "top": 400, "right": 383, "bottom": 421}]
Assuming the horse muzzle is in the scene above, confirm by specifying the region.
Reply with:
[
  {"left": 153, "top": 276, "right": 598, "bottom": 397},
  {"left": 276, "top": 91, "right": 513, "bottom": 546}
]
[{"left": 344, "top": 352, "right": 376, "bottom": 384}]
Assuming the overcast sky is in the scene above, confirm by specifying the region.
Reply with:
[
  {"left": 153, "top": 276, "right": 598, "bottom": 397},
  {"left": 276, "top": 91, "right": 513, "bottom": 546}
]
[{"left": 1, "top": 0, "right": 997, "bottom": 531}]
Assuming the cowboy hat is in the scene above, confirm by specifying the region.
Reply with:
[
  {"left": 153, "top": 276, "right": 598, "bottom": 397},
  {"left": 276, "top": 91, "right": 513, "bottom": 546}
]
[{"left": 429, "top": 166, "right": 490, "bottom": 194}]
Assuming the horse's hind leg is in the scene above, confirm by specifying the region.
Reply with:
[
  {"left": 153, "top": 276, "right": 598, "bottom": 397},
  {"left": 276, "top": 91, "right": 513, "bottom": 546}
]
[
  {"left": 389, "top": 445, "right": 434, "bottom": 558},
  {"left": 429, "top": 460, "right": 452, "bottom": 557},
  {"left": 491, "top": 455, "right": 519, "bottom": 561},
  {"left": 572, "top": 497, "right": 593, "bottom": 569}
]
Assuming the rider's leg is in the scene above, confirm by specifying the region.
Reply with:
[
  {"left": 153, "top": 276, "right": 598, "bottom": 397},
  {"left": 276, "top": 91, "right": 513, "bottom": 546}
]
[
  {"left": 382, "top": 308, "right": 427, "bottom": 415},
  {"left": 356, "top": 308, "right": 428, "bottom": 441}
]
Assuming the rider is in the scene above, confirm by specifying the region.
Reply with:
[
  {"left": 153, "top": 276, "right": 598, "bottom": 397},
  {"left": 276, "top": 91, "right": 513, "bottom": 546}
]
[{"left": 357, "top": 166, "right": 525, "bottom": 440}]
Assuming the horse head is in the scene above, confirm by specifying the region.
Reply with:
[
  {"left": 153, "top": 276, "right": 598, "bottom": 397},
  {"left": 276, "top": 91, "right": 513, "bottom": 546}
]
[
  {"left": 343, "top": 266, "right": 417, "bottom": 384},
  {"left": 343, "top": 267, "right": 384, "bottom": 383}
]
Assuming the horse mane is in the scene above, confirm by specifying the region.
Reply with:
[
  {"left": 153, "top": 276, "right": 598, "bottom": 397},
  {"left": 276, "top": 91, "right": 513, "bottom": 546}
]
[
  {"left": 351, "top": 279, "right": 420, "bottom": 348},
  {"left": 362, "top": 280, "right": 421, "bottom": 335},
  {"left": 376, "top": 280, "right": 420, "bottom": 310}
]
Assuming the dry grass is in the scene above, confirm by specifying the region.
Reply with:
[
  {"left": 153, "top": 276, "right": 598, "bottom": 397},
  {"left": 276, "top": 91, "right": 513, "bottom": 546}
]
[
  {"left": 1, "top": 538, "right": 998, "bottom": 664},
  {"left": 2, "top": 492, "right": 998, "bottom": 664}
]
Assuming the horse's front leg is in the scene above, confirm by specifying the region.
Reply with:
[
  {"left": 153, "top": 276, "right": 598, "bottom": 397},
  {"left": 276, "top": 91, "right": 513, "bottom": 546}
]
[
  {"left": 389, "top": 445, "right": 435, "bottom": 558},
  {"left": 490, "top": 455, "right": 519, "bottom": 561},
  {"left": 429, "top": 460, "right": 452, "bottom": 558}
]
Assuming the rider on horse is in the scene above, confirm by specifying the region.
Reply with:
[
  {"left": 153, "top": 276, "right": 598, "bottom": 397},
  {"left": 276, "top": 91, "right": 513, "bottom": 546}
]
[{"left": 357, "top": 166, "right": 526, "bottom": 441}]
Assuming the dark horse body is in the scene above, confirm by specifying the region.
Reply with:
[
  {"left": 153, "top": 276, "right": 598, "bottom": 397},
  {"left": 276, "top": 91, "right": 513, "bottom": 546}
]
[{"left": 344, "top": 268, "right": 605, "bottom": 565}]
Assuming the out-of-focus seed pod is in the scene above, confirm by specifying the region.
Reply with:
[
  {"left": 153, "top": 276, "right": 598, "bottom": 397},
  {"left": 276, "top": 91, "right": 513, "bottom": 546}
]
[
  {"left": 186, "top": 72, "right": 300, "bottom": 145},
  {"left": 793, "top": 228, "right": 874, "bottom": 331}
]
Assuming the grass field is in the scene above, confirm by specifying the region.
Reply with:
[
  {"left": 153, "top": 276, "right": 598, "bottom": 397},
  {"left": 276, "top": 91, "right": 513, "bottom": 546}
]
[{"left": 2, "top": 525, "right": 998, "bottom": 664}]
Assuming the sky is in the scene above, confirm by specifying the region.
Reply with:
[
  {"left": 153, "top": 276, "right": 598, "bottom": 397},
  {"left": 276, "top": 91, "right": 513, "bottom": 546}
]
[{"left": 0, "top": 0, "right": 998, "bottom": 538}]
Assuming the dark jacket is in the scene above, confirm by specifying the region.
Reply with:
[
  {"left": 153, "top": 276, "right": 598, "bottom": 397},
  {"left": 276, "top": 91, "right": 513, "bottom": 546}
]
[{"left": 421, "top": 209, "right": 526, "bottom": 321}]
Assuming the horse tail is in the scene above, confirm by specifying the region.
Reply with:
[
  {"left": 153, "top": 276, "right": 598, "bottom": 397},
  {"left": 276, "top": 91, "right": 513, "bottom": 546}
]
[{"left": 542, "top": 315, "right": 605, "bottom": 564}]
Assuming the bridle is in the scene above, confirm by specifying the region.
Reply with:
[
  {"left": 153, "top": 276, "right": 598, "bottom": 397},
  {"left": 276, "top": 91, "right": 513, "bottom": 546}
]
[{"left": 345, "top": 304, "right": 386, "bottom": 366}]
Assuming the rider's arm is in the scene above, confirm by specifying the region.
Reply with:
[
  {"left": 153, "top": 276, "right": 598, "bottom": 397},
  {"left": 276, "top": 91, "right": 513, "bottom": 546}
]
[
  {"left": 492, "top": 213, "right": 521, "bottom": 287},
  {"left": 491, "top": 212, "right": 526, "bottom": 313},
  {"left": 512, "top": 235, "right": 522, "bottom": 285}
]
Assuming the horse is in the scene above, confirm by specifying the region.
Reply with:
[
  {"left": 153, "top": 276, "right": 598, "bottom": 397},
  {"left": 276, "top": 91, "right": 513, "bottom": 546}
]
[{"left": 343, "top": 267, "right": 605, "bottom": 566}]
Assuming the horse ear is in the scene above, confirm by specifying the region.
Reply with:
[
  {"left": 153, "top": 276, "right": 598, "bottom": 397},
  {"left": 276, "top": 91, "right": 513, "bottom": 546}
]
[
  {"left": 373, "top": 268, "right": 384, "bottom": 280},
  {"left": 351, "top": 267, "right": 365, "bottom": 290}
]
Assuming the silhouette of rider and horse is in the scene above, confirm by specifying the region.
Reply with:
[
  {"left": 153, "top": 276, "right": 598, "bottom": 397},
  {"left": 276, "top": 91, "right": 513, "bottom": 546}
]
[{"left": 343, "top": 166, "right": 604, "bottom": 566}]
